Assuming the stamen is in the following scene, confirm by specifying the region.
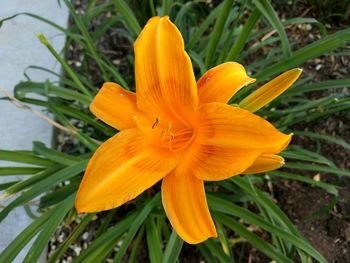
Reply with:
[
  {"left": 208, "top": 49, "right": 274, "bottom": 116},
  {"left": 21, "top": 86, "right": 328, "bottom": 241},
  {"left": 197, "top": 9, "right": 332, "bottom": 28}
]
[{"left": 152, "top": 118, "right": 159, "bottom": 129}]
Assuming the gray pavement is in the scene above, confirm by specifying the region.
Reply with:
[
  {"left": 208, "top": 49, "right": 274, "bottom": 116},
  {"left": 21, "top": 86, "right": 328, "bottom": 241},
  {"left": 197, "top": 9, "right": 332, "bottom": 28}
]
[{"left": 0, "top": 1, "right": 69, "bottom": 262}]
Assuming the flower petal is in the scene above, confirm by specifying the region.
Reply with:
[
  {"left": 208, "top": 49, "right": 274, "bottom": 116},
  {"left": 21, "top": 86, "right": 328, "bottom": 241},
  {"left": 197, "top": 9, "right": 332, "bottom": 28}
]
[
  {"left": 162, "top": 171, "right": 217, "bottom": 244},
  {"left": 90, "top": 82, "right": 138, "bottom": 130},
  {"left": 75, "top": 129, "right": 179, "bottom": 212},
  {"left": 243, "top": 154, "right": 284, "bottom": 174},
  {"left": 185, "top": 145, "right": 261, "bottom": 181},
  {"left": 198, "top": 103, "right": 291, "bottom": 151},
  {"left": 193, "top": 103, "right": 291, "bottom": 181},
  {"left": 134, "top": 16, "right": 198, "bottom": 122},
  {"left": 239, "top": 68, "right": 302, "bottom": 112},
  {"left": 197, "top": 62, "right": 255, "bottom": 104}
]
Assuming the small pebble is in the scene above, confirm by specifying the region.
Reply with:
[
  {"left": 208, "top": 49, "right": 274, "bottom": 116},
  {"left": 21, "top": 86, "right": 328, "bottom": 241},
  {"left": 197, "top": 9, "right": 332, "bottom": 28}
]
[{"left": 82, "top": 232, "right": 89, "bottom": 240}]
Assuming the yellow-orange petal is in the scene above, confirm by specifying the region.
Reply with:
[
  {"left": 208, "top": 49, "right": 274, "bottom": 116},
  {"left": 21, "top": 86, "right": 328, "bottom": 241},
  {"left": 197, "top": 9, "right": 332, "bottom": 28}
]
[
  {"left": 185, "top": 145, "right": 261, "bottom": 181},
  {"left": 239, "top": 68, "right": 302, "bottom": 113},
  {"left": 75, "top": 129, "right": 179, "bottom": 212},
  {"left": 134, "top": 16, "right": 198, "bottom": 123},
  {"left": 193, "top": 103, "right": 291, "bottom": 181},
  {"left": 197, "top": 62, "right": 255, "bottom": 104},
  {"left": 243, "top": 154, "right": 285, "bottom": 174},
  {"left": 162, "top": 171, "right": 217, "bottom": 244},
  {"left": 90, "top": 82, "right": 138, "bottom": 130}
]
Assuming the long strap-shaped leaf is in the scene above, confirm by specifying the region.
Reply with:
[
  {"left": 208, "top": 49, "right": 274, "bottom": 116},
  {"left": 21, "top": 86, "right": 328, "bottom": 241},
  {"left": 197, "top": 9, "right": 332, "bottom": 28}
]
[
  {"left": 113, "top": 194, "right": 160, "bottom": 263},
  {"left": 256, "top": 27, "right": 350, "bottom": 81},
  {"left": 161, "top": 230, "right": 184, "bottom": 263},
  {"left": 226, "top": 7, "right": 261, "bottom": 61},
  {"left": 252, "top": 0, "right": 291, "bottom": 58},
  {"left": 112, "top": 0, "right": 141, "bottom": 36},
  {"left": 23, "top": 195, "right": 75, "bottom": 263},
  {"left": 0, "top": 197, "right": 72, "bottom": 263},
  {"left": 205, "top": 0, "right": 234, "bottom": 68},
  {"left": 0, "top": 160, "right": 87, "bottom": 222},
  {"left": 208, "top": 195, "right": 327, "bottom": 263},
  {"left": 217, "top": 214, "right": 294, "bottom": 263}
]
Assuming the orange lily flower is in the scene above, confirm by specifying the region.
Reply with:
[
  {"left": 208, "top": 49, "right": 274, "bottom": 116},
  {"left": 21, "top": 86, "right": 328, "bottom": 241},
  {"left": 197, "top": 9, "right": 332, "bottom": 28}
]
[{"left": 75, "top": 16, "right": 301, "bottom": 244}]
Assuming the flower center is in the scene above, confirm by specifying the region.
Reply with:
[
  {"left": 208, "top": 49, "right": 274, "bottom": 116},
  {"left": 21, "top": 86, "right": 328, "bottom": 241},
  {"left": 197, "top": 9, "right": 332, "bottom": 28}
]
[{"left": 151, "top": 118, "right": 195, "bottom": 152}]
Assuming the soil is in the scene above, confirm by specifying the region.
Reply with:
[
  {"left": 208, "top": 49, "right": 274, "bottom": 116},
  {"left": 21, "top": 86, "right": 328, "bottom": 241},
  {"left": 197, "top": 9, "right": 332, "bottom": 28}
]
[{"left": 49, "top": 0, "right": 350, "bottom": 262}]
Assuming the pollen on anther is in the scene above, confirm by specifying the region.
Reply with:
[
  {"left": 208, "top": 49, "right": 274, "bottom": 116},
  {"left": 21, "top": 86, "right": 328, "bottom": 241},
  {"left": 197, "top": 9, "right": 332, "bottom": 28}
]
[{"left": 132, "top": 115, "right": 138, "bottom": 120}]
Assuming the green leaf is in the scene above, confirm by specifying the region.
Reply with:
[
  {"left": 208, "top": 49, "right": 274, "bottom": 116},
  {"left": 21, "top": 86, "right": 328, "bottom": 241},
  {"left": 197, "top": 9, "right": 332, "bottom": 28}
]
[
  {"left": 48, "top": 213, "right": 95, "bottom": 263},
  {"left": 23, "top": 195, "right": 75, "bottom": 263},
  {"left": 205, "top": 0, "right": 234, "bottom": 68},
  {"left": 0, "top": 167, "right": 43, "bottom": 176},
  {"left": 226, "top": 8, "right": 261, "bottom": 61},
  {"left": 284, "top": 162, "right": 350, "bottom": 177},
  {"left": 256, "top": 27, "right": 350, "bottom": 81},
  {"left": 74, "top": 212, "right": 137, "bottom": 263},
  {"left": 112, "top": 0, "right": 141, "bottom": 36},
  {"left": 128, "top": 225, "right": 145, "bottom": 263},
  {"left": 0, "top": 160, "right": 87, "bottom": 222},
  {"left": 269, "top": 171, "right": 339, "bottom": 196},
  {"left": 294, "top": 131, "right": 350, "bottom": 150},
  {"left": 14, "top": 81, "right": 91, "bottom": 105},
  {"left": 209, "top": 195, "right": 327, "bottom": 263},
  {"left": 201, "top": 239, "right": 232, "bottom": 263},
  {"left": 186, "top": 3, "right": 221, "bottom": 50},
  {"left": 36, "top": 33, "right": 92, "bottom": 98},
  {"left": 217, "top": 214, "right": 293, "bottom": 263},
  {"left": 33, "top": 141, "right": 82, "bottom": 165},
  {"left": 62, "top": 0, "right": 109, "bottom": 81},
  {"left": 113, "top": 194, "right": 160, "bottom": 263},
  {"left": 0, "top": 150, "right": 55, "bottom": 167},
  {"left": 161, "top": 230, "right": 183, "bottom": 263},
  {"left": 252, "top": 0, "right": 291, "bottom": 58},
  {"left": 162, "top": 0, "right": 173, "bottom": 16},
  {"left": 146, "top": 216, "right": 163, "bottom": 263},
  {"left": 5, "top": 165, "right": 63, "bottom": 196},
  {"left": 0, "top": 203, "right": 56, "bottom": 262}
]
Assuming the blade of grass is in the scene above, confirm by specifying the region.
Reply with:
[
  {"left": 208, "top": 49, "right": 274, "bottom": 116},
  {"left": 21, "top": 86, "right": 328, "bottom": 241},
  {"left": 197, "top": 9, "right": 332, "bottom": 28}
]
[
  {"left": 113, "top": 194, "right": 160, "bottom": 263},
  {"left": 255, "top": 27, "right": 350, "bottom": 81},
  {"left": 74, "top": 212, "right": 137, "bottom": 263},
  {"left": 112, "top": 0, "right": 141, "bottom": 36},
  {"left": 217, "top": 214, "right": 293, "bottom": 263},
  {"left": 161, "top": 230, "right": 183, "bottom": 263},
  {"left": 252, "top": 0, "right": 291, "bottom": 58},
  {"left": 128, "top": 225, "right": 145, "bottom": 263},
  {"left": 294, "top": 131, "right": 350, "bottom": 150},
  {"left": 0, "top": 150, "right": 55, "bottom": 167},
  {"left": 284, "top": 163, "right": 350, "bottom": 177},
  {"left": 146, "top": 216, "right": 163, "bottom": 263},
  {"left": 202, "top": 239, "right": 232, "bottom": 263},
  {"left": 269, "top": 170, "right": 339, "bottom": 195},
  {"left": 5, "top": 165, "right": 63, "bottom": 196},
  {"left": 37, "top": 34, "right": 92, "bottom": 98},
  {"left": 162, "top": 0, "right": 173, "bottom": 16},
  {"left": 0, "top": 207, "right": 56, "bottom": 262},
  {"left": 0, "top": 160, "right": 87, "bottom": 222},
  {"left": 33, "top": 141, "right": 82, "bottom": 165},
  {"left": 0, "top": 167, "right": 43, "bottom": 176},
  {"left": 48, "top": 213, "right": 95, "bottom": 263},
  {"left": 23, "top": 195, "right": 75, "bottom": 263},
  {"left": 226, "top": 7, "right": 261, "bottom": 61},
  {"left": 63, "top": 0, "right": 110, "bottom": 80},
  {"left": 186, "top": 3, "right": 222, "bottom": 50},
  {"left": 205, "top": 0, "right": 234, "bottom": 68},
  {"left": 210, "top": 197, "right": 326, "bottom": 263}
]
